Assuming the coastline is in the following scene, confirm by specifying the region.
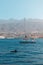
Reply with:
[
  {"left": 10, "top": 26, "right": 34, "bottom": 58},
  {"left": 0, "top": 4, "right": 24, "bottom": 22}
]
[{"left": 0, "top": 32, "right": 43, "bottom": 39}]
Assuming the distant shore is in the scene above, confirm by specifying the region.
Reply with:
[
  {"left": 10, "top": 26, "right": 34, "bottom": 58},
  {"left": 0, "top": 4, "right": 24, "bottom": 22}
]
[{"left": 0, "top": 32, "right": 43, "bottom": 39}]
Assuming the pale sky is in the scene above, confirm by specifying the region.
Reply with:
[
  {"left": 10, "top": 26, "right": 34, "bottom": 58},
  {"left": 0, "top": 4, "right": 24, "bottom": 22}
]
[{"left": 0, "top": 0, "right": 43, "bottom": 19}]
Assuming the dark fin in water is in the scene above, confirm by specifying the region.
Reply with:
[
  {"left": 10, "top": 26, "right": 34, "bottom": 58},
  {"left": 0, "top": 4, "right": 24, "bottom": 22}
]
[{"left": 10, "top": 50, "right": 17, "bottom": 53}]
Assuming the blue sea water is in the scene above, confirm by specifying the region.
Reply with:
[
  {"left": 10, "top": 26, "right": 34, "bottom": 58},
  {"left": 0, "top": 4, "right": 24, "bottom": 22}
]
[{"left": 0, "top": 38, "right": 43, "bottom": 65}]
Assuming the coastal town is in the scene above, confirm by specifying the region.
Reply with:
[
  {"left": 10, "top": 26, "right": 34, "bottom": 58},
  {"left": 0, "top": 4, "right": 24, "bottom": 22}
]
[{"left": 0, "top": 31, "right": 43, "bottom": 39}]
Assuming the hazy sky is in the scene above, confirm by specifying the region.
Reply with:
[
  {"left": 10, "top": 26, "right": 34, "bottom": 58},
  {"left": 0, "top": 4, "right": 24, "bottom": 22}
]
[{"left": 0, "top": 0, "right": 43, "bottom": 19}]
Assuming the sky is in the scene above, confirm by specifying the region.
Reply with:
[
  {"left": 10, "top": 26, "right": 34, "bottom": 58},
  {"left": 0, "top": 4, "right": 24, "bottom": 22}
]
[{"left": 0, "top": 0, "right": 43, "bottom": 19}]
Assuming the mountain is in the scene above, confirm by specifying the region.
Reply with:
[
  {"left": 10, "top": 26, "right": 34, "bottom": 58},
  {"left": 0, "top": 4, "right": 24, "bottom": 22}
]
[{"left": 0, "top": 19, "right": 43, "bottom": 34}]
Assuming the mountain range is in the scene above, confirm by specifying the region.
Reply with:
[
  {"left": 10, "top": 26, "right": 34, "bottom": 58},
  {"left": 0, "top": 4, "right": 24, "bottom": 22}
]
[{"left": 0, "top": 18, "right": 43, "bottom": 34}]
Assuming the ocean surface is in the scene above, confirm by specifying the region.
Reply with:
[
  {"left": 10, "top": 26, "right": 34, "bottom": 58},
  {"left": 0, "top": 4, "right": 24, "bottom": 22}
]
[{"left": 0, "top": 38, "right": 43, "bottom": 65}]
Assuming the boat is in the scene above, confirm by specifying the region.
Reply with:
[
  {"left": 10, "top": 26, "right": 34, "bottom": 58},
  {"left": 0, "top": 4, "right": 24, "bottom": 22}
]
[
  {"left": 20, "top": 36, "right": 36, "bottom": 43},
  {"left": 20, "top": 40, "right": 36, "bottom": 43},
  {"left": 19, "top": 19, "right": 36, "bottom": 44},
  {"left": 20, "top": 34, "right": 36, "bottom": 43}
]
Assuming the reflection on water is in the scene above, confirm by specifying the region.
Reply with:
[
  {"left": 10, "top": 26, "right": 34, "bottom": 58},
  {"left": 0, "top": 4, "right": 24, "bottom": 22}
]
[{"left": 0, "top": 38, "right": 43, "bottom": 65}]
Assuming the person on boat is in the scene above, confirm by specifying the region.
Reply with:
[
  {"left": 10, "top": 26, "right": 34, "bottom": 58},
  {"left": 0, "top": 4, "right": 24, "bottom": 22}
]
[{"left": 24, "top": 35, "right": 28, "bottom": 40}]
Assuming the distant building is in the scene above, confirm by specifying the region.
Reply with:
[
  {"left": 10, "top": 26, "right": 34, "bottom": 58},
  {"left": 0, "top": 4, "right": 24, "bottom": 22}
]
[{"left": 0, "top": 36, "right": 5, "bottom": 39}]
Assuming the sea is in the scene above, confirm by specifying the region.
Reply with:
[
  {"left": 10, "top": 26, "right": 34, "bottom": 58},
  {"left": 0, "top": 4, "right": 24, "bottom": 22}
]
[{"left": 0, "top": 38, "right": 43, "bottom": 65}]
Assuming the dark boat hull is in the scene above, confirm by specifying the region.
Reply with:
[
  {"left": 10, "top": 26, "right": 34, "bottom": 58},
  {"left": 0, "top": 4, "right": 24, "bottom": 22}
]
[{"left": 20, "top": 40, "right": 36, "bottom": 43}]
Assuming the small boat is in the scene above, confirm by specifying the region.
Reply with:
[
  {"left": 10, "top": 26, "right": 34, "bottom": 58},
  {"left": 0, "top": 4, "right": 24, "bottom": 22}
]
[
  {"left": 20, "top": 35, "right": 36, "bottom": 44},
  {"left": 19, "top": 19, "right": 36, "bottom": 44},
  {"left": 20, "top": 39, "right": 36, "bottom": 44},
  {"left": 20, "top": 41, "right": 36, "bottom": 43}
]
